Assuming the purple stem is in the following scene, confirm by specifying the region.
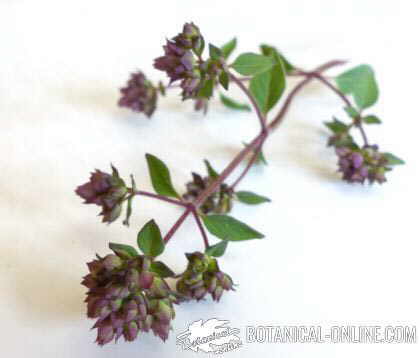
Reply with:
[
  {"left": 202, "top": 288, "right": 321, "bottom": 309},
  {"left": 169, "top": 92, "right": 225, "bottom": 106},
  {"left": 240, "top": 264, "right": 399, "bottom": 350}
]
[
  {"left": 230, "top": 140, "right": 264, "bottom": 190},
  {"left": 311, "top": 73, "right": 369, "bottom": 146},
  {"left": 133, "top": 190, "right": 187, "bottom": 207},
  {"left": 161, "top": 59, "right": 347, "bottom": 244},
  {"left": 191, "top": 209, "right": 210, "bottom": 249},
  {"left": 228, "top": 72, "right": 267, "bottom": 131},
  {"left": 163, "top": 208, "right": 191, "bottom": 243}
]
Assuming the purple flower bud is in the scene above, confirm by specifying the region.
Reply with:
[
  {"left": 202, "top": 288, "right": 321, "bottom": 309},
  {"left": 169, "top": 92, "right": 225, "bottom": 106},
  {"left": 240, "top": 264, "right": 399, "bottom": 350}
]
[
  {"left": 176, "top": 252, "right": 235, "bottom": 302},
  {"left": 75, "top": 166, "right": 127, "bottom": 223},
  {"left": 138, "top": 271, "right": 154, "bottom": 289},
  {"left": 123, "top": 321, "right": 139, "bottom": 342},
  {"left": 118, "top": 71, "right": 158, "bottom": 117},
  {"left": 96, "top": 324, "right": 114, "bottom": 346}
]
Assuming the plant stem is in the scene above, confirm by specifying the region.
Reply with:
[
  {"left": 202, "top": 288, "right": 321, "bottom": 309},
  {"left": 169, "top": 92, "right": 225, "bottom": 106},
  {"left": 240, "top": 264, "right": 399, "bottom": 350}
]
[
  {"left": 132, "top": 190, "right": 187, "bottom": 207},
  {"left": 163, "top": 59, "right": 347, "bottom": 245},
  {"left": 229, "top": 72, "right": 267, "bottom": 131},
  {"left": 191, "top": 209, "right": 210, "bottom": 249},
  {"left": 163, "top": 208, "right": 191, "bottom": 243},
  {"left": 311, "top": 73, "right": 369, "bottom": 146},
  {"left": 194, "top": 132, "right": 266, "bottom": 207},
  {"left": 230, "top": 140, "right": 264, "bottom": 190}
]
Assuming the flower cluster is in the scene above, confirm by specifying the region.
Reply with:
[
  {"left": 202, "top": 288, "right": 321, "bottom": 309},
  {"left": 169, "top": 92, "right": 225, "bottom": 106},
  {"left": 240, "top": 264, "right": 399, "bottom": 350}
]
[
  {"left": 182, "top": 172, "right": 233, "bottom": 214},
  {"left": 75, "top": 166, "right": 127, "bottom": 223},
  {"left": 154, "top": 23, "right": 204, "bottom": 99},
  {"left": 82, "top": 248, "right": 179, "bottom": 345},
  {"left": 176, "top": 252, "right": 234, "bottom": 302},
  {"left": 335, "top": 145, "right": 390, "bottom": 184},
  {"left": 118, "top": 71, "right": 158, "bottom": 117}
]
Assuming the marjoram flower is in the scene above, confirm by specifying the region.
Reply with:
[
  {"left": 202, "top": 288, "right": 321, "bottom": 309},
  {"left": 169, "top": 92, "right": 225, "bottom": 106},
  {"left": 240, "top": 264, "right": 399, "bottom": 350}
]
[
  {"left": 75, "top": 166, "right": 127, "bottom": 223},
  {"left": 182, "top": 172, "right": 233, "bottom": 214},
  {"left": 335, "top": 145, "right": 390, "bottom": 184},
  {"left": 118, "top": 71, "right": 157, "bottom": 117},
  {"left": 176, "top": 252, "right": 234, "bottom": 302},
  {"left": 154, "top": 23, "right": 204, "bottom": 99},
  {"left": 82, "top": 249, "right": 179, "bottom": 345}
]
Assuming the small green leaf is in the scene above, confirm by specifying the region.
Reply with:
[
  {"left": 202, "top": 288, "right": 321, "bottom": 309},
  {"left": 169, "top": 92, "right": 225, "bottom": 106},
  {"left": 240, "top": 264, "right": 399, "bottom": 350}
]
[
  {"left": 209, "top": 43, "right": 222, "bottom": 60},
  {"left": 236, "top": 191, "right": 271, "bottom": 205},
  {"left": 336, "top": 65, "right": 379, "bottom": 110},
  {"left": 249, "top": 58, "right": 285, "bottom": 114},
  {"left": 202, "top": 215, "right": 264, "bottom": 241},
  {"left": 137, "top": 219, "right": 165, "bottom": 257},
  {"left": 219, "top": 70, "right": 229, "bottom": 90},
  {"left": 231, "top": 53, "right": 273, "bottom": 76},
  {"left": 109, "top": 242, "right": 138, "bottom": 259},
  {"left": 260, "top": 44, "right": 295, "bottom": 74},
  {"left": 344, "top": 106, "right": 359, "bottom": 119},
  {"left": 205, "top": 241, "right": 228, "bottom": 257},
  {"left": 324, "top": 117, "right": 348, "bottom": 134},
  {"left": 383, "top": 153, "right": 405, "bottom": 165},
  {"left": 197, "top": 78, "right": 214, "bottom": 99},
  {"left": 220, "top": 94, "right": 251, "bottom": 111},
  {"left": 145, "top": 153, "right": 179, "bottom": 198},
  {"left": 150, "top": 261, "right": 175, "bottom": 278},
  {"left": 204, "top": 159, "right": 219, "bottom": 179},
  {"left": 220, "top": 38, "right": 237, "bottom": 59},
  {"left": 363, "top": 115, "right": 381, "bottom": 124}
]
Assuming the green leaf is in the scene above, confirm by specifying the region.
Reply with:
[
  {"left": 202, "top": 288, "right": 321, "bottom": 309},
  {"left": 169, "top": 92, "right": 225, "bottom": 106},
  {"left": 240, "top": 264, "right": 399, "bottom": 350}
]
[
  {"left": 219, "top": 70, "right": 229, "bottom": 90},
  {"left": 209, "top": 43, "right": 222, "bottom": 60},
  {"left": 363, "top": 115, "right": 381, "bottom": 124},
  {"left": 249, "top": 58, "right": 285, "bottom": 114},
  {"left": 109, "top": 242, "right": 138, "bottom": 258},
  {"left": 137, "top": 219, "right": 165, "bottom": 257},
  {"left": 204, "top": 159, "right": 219, "bottom": 178},
  {"left": 145, "top": 153, "right": 179, "bottom": 198},
  {"left": 150, "top": 261, "right": 175, "bottom": 278},
  {"left": 205, "top": 241, "right": 228, "bottom": 257},
  {"left": 220, "top": 94, "right": 251, "bottom": 111},
  {"left": 344, "top": 106, "right": 359, "bottom": 119},
  {"left": 236, "top": 191, "right": 271, "bottom": 205},
  {"left": 220, "top": 38, "right": 237, "bottom": 59},
  {"left": 260, "top": 44, "right": 295, "bottom": 74},
  {"left": 324, "top": 117, "right": 348, "bottom": 134},
  {"left": 197, "top": 78, "right": 214, "bottom": 99},
  {"left": 231, "top": 53, "right": 273, "bottom": 76},
  {"left": 202, "top": 215, "right": 264, "bottom": 241},
  {"left": 336, "top": 65, "right": 379, "bottom": 110},
  {"left": 383, "top": 153, "right": 405, "bottom": 165}
]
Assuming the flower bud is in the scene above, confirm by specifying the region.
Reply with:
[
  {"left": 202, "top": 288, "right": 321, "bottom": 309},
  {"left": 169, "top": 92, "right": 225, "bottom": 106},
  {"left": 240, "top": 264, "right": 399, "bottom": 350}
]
[
  {"left": 176, "top": 252, "right": 235, "bottom": 302},
  {"left": 118, "top": 71, "right": 158, "bottom": 117},
  {"left": 75, "top": 166, "right": 127, "bottom": 223}
]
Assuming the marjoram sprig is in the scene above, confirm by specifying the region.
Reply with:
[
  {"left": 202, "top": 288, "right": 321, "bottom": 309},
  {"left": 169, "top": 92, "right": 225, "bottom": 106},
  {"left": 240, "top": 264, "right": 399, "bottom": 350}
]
[{"left": 77, "top": 22, "right": 404, "bottom": 346}]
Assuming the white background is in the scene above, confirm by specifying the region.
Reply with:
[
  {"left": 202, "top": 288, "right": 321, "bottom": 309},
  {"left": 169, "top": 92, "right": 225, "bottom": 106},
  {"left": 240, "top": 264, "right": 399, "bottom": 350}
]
[{"left": 2, "top": 0, "right": 419, "bottom": 357}]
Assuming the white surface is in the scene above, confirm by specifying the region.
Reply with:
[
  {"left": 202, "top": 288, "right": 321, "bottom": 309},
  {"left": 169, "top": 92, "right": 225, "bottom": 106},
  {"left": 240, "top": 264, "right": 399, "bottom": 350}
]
[{"left": 2, "top": 0, "right": 419, "bottom": 357}]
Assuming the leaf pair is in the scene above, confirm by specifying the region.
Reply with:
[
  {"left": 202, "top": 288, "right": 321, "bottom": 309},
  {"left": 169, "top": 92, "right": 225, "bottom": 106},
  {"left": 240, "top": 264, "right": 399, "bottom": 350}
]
[{"left": 231, "top": 46, "right": 287, "bottom": 115}]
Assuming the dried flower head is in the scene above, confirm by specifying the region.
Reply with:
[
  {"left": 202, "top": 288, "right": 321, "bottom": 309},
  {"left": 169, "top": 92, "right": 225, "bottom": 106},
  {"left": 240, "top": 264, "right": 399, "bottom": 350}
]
[
  {"left": 75, "top": 166, "right": 127, "bottom": 223},
  {"left": 176, "top": 252, "right": 234, "bottom": 302},
  {"left": 82, "top": 248, "right": 179, "bottom": 345},
  {"left": 118, "top": 71, "right": 157, "bottom": 117}
]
